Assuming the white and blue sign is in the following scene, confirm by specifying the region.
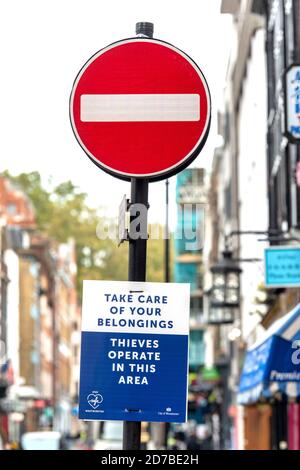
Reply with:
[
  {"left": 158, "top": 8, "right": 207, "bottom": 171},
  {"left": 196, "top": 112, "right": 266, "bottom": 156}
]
[
  {"left": 285, "top": 64, "right": 300, "bottom": 142},
  {"left": 265, "top": 246, "right": 300, "bottom": 288},
  {"left": 79, "top": 280, "right": 190, "bottom": 423}
]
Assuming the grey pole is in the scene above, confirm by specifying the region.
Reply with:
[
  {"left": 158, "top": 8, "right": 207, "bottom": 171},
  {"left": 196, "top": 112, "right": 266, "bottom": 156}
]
[
  {"left": 122, "top": 22, "right": 154, "bottom": 451},
  {"left": 163, "top": 178, "right": 170, "bottom": 449}
]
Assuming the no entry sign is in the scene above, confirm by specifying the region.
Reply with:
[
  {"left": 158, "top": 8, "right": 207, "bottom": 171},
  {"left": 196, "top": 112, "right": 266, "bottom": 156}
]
[
  {"left": 70, "top": 38, "right": 211, "bottom": 181},
  {"left": 79, "top": 280, "right": 190, "bottom": 422}
]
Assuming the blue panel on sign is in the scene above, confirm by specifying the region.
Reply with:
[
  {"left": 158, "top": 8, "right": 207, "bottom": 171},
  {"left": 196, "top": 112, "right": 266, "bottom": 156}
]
[
  {"left": 265, "top": 247, "right": 300, "bottom": 287},
  {"left": 79, "top": 332, "right": 188, "bottom": 423}
]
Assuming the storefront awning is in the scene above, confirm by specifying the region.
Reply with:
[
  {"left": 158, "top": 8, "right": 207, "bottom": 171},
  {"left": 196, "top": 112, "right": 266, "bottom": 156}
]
[{"left": 238, "top": 304, "right": 300, "bottom": 404}]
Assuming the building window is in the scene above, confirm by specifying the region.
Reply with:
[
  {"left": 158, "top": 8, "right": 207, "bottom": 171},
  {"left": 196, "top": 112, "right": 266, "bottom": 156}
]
[
  {"left": 284, "top": 0, "right": 295, "bottom": 65},
  {"left": 189, "top": 330, "right": 205, "bottom": 369},
  {"left": 252, "top": 0, "right": 267, "bottom": 15},
  {"left": 6, "top": 203, "right": 17, "bottom": 215},
  {"left": 224, "top": 111, "right": 231, "bottom": 145},
  {"left": 225, "top": 182, "right": 232, "bottom": 219},
  {"left": 190, "top": 296, "right": 203, "bottom": 312}
]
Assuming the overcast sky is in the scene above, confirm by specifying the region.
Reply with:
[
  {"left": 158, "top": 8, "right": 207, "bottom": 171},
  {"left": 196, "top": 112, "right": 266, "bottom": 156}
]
[{"left": 0, "top": 0, "right": 233, "bottom": 228}]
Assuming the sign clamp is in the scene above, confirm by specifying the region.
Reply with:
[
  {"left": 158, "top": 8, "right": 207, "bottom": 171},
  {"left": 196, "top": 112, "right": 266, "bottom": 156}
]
[
  {"left": 118, "top": 195, "right": 150, "bottom": 246},
  {"left": 118, "top": 195, "right": 130, "bottom": 246}
]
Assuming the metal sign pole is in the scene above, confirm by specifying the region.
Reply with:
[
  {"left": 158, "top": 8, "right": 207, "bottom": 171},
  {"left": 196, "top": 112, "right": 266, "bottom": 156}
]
[
  {"left": 163, "top": 179, "right": 170, "bottom": 449},
  {"left": 122, "top": 22, "right": 153, "bottom": 451},
  {"left": 123, "top": 178, "right": 149, "bottom": 450}
]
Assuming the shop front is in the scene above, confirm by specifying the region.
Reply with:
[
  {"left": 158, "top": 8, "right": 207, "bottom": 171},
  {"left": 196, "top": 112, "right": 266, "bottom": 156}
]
[{"left": 238, "top": 304, "right": 300, "bottom": 450}]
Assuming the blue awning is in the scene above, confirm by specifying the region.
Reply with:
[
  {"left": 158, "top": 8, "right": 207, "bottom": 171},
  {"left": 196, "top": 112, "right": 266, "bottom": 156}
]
[{"left": 238, "top": 304, "right": 300, "bottom": 404}]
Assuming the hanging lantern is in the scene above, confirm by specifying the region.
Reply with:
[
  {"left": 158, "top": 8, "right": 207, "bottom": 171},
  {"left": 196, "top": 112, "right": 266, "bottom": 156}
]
[{"left": 208, "top": 251, "right": 242, "bottom": 325}]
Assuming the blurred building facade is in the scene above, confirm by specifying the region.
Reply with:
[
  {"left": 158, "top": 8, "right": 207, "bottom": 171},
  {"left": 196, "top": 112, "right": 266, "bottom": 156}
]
[
  {"left": 174, "top": 169, "right": 223, "bottom": 448},
  {"left": 175, "top": 169, "right": 206, "bottom": 371},
  {"left": 203, "top": 0, "right": 300, "bottom": 450},
  {"left": 0, "top": 176, "right": 80, "bottom": 444}
]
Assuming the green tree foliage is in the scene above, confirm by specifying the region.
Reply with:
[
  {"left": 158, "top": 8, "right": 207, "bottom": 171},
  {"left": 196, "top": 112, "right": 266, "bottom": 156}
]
[{"left": 2, "top": 171, "right": 168, "bottom": 299}]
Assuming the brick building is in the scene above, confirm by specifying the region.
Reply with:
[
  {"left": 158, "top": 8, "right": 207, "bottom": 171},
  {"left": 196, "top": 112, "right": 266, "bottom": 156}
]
[{"left": 0, "top": 175, "right": 80, "bottom": 441}]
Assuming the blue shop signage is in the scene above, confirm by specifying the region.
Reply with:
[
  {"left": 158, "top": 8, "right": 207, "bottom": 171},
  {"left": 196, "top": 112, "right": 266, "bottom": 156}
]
[
  {"left": 265, "top": 246, "right": 300, "bottom": 288},
  {"left": 285, "top": 64, "right": 300, "bottom": 142}
]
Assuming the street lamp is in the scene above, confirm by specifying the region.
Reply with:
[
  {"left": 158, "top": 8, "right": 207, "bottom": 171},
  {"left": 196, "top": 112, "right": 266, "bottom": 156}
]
[{"left": 208, "top": 251, "right": 242, "bottom": 325}]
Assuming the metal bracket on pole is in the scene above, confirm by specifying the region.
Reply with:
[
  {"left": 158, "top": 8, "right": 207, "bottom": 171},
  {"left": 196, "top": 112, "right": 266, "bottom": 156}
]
[
  {"left": 224, "top": 229, "right": 286, "bottom": 250},
  {"left": 118, "top": 195, "right": 150, "bottom": 246},
  {"left": 118, "top": 195, "right": 130, "bottom": 246}
]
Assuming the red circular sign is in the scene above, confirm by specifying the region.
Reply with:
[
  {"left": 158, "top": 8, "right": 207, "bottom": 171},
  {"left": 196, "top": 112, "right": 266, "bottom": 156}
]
[{"left": 70, "top": 38, "right": 211, "bottom": 181}]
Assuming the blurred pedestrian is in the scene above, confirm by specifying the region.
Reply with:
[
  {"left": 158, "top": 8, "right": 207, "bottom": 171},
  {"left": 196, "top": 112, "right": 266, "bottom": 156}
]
[
  {"left": 186, "top": 430, "right": 201, "bottom": 451},
  {"left": 170, "top": 431, "right": 186, "bottom": 450}
]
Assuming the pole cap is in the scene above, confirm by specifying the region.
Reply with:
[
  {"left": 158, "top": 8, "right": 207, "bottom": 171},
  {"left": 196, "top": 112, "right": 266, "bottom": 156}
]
[{"left": 135, "top": 22, "right": 154, "bottom": 38}]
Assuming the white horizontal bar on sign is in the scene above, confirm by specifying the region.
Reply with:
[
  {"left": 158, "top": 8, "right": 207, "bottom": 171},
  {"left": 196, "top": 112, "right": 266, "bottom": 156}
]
[{"left": 80, "top": 94, "right": 200, "bottom": 122}]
